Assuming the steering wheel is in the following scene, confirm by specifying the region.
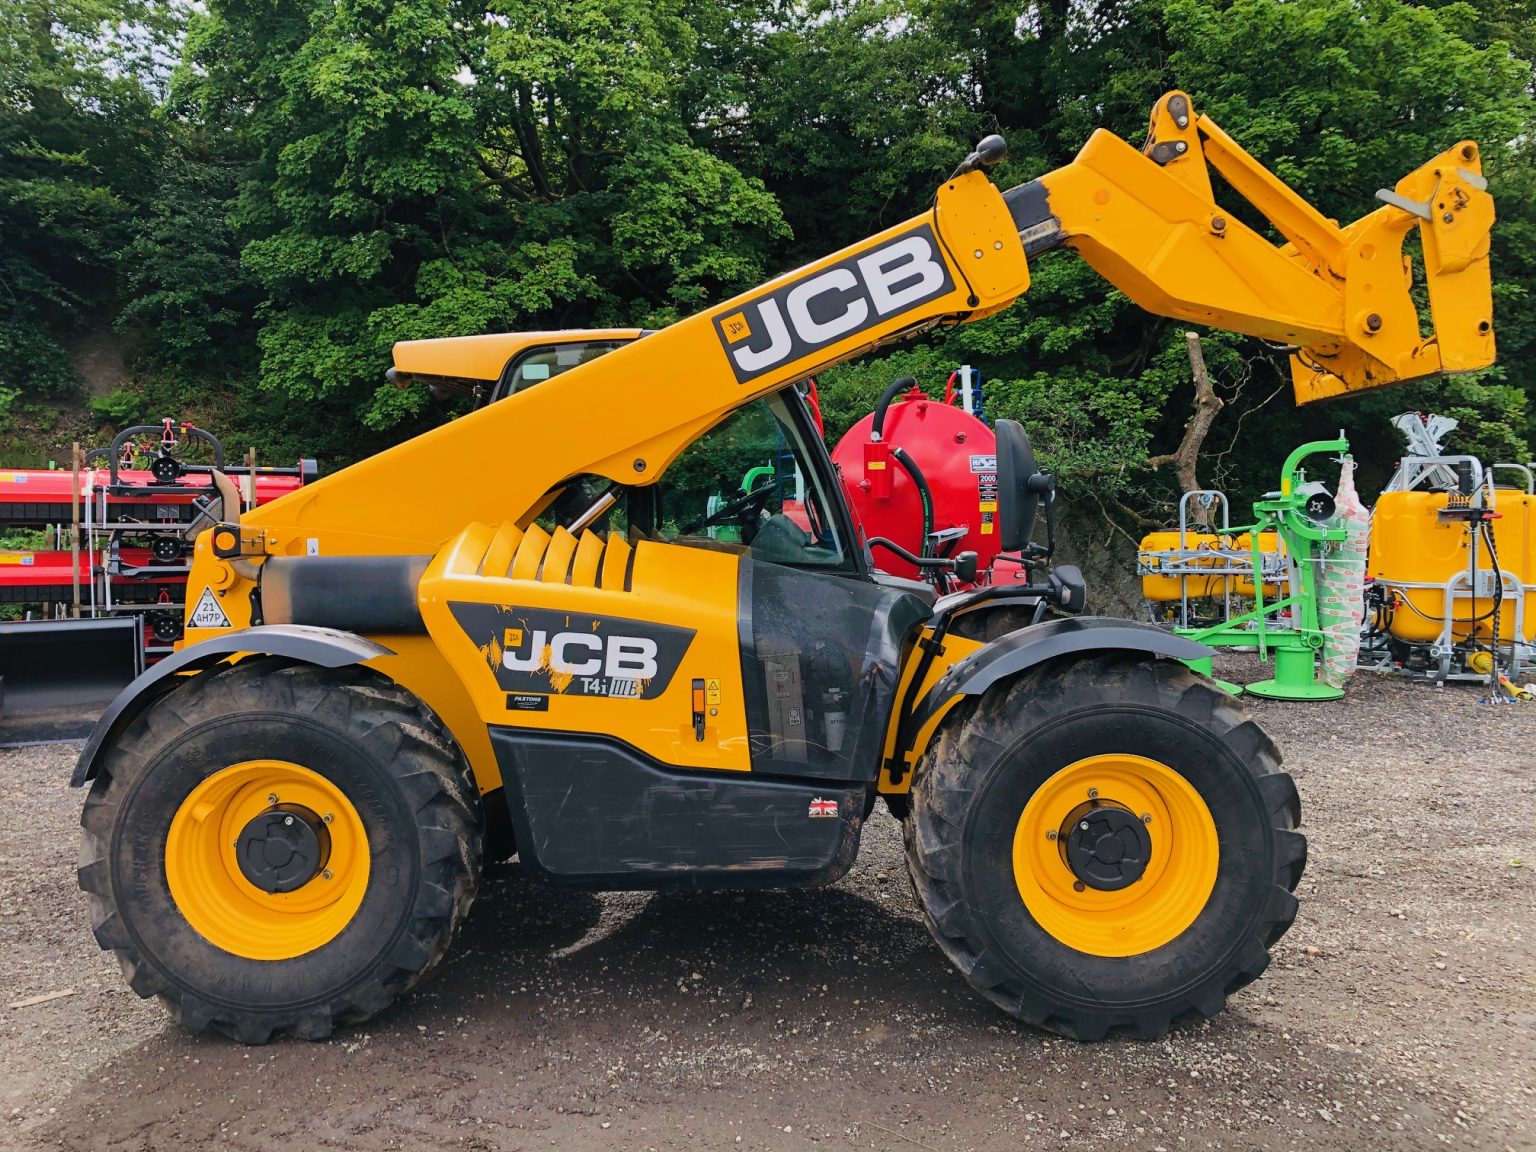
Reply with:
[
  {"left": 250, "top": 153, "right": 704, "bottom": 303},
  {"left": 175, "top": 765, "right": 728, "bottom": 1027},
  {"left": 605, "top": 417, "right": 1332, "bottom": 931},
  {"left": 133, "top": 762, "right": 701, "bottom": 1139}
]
[{"left": 680, "top": 481, "right": 777, "bottom": 536}]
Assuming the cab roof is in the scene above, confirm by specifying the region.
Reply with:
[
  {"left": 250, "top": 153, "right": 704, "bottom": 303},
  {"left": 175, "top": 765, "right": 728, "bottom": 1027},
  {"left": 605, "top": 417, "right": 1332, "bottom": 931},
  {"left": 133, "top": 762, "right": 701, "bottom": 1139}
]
[{"left": 391, "top": 329, "right": 643, "bottom": 385}]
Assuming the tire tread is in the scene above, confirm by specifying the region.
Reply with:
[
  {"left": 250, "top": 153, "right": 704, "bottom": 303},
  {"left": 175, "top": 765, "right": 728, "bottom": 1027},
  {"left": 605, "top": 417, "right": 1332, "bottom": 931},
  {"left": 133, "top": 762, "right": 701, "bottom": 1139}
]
[
  {"left": 78, "top": 659, "right": 482, "bottom": 1044},
  {"left": 903, "top": 653, "right": 1303, "bottom": 1041}
]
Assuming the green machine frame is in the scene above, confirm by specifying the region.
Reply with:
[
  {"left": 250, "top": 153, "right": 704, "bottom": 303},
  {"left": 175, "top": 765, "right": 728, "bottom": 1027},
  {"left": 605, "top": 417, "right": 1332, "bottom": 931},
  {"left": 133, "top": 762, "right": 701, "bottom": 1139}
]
[{"left": 1176, "top": 439, "right": 1350, "bottom": 700}]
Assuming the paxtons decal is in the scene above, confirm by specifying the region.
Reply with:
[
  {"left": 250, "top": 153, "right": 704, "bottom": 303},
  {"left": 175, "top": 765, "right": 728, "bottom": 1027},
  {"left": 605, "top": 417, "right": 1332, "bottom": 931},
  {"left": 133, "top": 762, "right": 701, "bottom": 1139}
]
[
  {"left": 450, "top": 603, "right": 695, "bottom": 702},
  {"left": 713, "top": 223, "right": 956, "bottom": 384}
]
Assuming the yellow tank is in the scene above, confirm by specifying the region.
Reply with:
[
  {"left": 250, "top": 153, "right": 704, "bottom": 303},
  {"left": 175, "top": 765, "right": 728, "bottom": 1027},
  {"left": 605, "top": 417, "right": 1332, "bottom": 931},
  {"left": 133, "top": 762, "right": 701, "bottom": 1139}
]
[
  {"left": 1368, "top": 490, "right": 1536, "bottom": 644},
  {"left": 1139, "top": 531, "right": 1240, "bottom": 602},
  {"left": 1139, "top": 530, "right": 1283, "bottom": 602}
]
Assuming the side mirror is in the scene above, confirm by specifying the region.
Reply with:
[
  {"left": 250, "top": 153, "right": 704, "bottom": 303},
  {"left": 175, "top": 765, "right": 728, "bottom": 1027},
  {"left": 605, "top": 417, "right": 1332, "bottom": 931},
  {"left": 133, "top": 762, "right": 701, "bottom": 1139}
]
[
  {"left": 952, "top": 551, "right": 979, "bottom": 583},
  {"left": 1049, "top": 564, "right": 1087, "bottom": 613},
  {"left": 995, "top": 419, "right": 1039, "bottom": 552}
]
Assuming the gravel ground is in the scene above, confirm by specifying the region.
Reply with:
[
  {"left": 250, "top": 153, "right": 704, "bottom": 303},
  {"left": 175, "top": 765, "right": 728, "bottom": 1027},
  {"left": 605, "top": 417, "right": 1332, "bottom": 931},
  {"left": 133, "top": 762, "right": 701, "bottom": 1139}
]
[{"left": 2, "top": 655, "right": 1534, "bottom": 1152}]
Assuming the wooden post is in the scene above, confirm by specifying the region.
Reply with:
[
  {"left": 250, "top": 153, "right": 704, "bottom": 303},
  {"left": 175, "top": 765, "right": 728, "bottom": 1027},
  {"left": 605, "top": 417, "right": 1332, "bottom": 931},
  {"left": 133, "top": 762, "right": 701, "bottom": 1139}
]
[
  {"left": 70, "top": 442, "right": 82, "bottom": 620},
  {"left": 244, "top": 447, "right": 256, "bottom": 511}
]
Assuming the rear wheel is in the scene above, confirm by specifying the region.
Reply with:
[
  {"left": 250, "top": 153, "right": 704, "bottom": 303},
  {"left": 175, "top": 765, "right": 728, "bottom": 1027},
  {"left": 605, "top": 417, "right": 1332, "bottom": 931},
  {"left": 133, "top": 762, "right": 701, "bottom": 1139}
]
[
  {"left": 78, "top": 659, "right": 482, "bottom": 1044},
  {"left": 904, "top": 654, "right": 1304, "bottom": 1040}
]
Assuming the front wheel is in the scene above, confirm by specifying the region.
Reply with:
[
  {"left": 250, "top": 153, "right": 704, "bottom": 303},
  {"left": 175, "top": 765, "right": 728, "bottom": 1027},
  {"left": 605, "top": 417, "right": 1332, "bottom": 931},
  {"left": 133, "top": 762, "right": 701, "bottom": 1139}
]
[
  {"left": 78, "top": 659, "right": 483, "bottom": 1044},
  {"left": 904, "top": 654, "right": 1304, "bottom": 1040}
]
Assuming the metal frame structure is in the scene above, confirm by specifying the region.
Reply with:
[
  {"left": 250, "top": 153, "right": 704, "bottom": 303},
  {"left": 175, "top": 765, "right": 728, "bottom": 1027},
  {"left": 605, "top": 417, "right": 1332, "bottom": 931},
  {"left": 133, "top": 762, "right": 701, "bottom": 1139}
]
[
  {"left": 0, "top": 430, "right": 315, "bottom": 742},
  {"left": 1138, "top": 439, "right": 1351, "bottom": 699}
]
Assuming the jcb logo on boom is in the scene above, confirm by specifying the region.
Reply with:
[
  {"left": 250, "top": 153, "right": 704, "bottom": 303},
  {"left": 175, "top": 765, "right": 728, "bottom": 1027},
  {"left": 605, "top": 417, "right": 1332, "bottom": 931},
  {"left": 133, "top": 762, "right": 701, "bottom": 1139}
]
[{"left": 714, "top": 224, "right": 955, "bottom": 384}]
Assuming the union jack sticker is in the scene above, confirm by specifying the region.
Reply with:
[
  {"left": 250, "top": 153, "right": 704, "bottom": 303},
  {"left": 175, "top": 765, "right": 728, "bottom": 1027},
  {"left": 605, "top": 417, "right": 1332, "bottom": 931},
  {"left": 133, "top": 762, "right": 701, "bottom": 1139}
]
[{"left": 808, "top": 797, "right": 838, "bottom": 819}]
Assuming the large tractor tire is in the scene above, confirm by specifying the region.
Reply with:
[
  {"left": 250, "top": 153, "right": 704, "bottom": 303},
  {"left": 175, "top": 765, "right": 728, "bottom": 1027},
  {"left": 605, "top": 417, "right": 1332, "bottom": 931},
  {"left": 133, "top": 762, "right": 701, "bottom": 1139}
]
[
  {"left": 904, "top": 654, "right": 1304, "bottom": 1040},
  {"left": 78, "top": 659, "right": 482, "bottom": 1044}
]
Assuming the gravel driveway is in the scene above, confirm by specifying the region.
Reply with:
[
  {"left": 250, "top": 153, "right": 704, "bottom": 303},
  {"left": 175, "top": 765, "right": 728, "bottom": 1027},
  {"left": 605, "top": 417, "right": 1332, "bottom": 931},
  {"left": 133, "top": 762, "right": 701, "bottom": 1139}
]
[{"left": 2, "top": 656, "right": 1533, "bottom": 1151}]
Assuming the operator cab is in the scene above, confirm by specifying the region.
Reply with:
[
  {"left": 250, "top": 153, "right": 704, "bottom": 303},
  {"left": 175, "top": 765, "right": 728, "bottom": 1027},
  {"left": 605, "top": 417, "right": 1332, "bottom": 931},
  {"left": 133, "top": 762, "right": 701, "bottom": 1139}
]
[
  {"left": 539, "top": 385, "right": 860, "bottom": 573},
  {"left": 534, "top": 378, "right": 1085, "bottom": 634}
]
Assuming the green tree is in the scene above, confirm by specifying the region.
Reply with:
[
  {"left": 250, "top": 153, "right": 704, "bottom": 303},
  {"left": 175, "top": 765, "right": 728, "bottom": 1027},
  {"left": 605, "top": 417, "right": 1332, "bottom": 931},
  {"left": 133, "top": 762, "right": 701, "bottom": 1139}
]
[
  {"left": 184, "top": 0, "right": 789, "bottom": 442},
  {"left": 741, "top": 0, "right": 1536, "bottom": 511},
  {"left": 5, "top": 0, "right": 1534, "bottom": 513},
  {"left": 0, "top": 0, "right": 180, "bottom": 396}
]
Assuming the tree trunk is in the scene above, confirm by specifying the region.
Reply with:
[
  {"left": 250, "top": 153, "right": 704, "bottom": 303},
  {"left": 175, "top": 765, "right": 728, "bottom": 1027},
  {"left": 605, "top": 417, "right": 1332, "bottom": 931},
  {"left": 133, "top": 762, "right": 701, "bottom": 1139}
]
[{"left": 1146, "top": 332, "right": 1224, "bottom": 526}]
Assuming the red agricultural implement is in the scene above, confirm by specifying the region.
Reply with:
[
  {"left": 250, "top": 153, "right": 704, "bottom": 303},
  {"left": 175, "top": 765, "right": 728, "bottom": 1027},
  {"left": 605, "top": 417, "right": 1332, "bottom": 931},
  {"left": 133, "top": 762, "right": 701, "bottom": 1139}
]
[
  {"left": 824, "top": 369, "right": 1083, "bottom": 615},
  {"left": 0, "top": 421, "right": 314, "bottom": 741}
]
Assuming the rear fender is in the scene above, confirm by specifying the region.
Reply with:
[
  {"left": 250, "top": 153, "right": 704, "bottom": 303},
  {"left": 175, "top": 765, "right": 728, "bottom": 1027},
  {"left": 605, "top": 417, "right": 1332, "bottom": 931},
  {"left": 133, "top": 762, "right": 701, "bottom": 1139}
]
[
  {"left": 71, "top": 625, "right": 392, "bottom": 787},
  {"left": 894, "top": 617, "right": 1212, "bottom": 784}
]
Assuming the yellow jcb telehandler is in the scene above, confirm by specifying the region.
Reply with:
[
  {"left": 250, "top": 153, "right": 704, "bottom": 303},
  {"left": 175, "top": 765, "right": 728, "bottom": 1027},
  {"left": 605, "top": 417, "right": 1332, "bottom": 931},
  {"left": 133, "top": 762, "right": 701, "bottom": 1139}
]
[{"left": 73, "top": 92, "right": 1495, "bottom": 1043}]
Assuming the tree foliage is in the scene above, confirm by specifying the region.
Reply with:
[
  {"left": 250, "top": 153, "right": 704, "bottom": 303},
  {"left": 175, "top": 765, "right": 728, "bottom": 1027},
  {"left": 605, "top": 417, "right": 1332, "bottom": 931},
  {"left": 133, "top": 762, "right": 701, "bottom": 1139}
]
[
  {"left": 1, "top": 0, "right": 1533, "bottom": 496},
  {"left": 176, "top": 0, "right": 789, "bottom": 439},
  {"left": 0, "top": 0, "right": 180, "bottom": 395}
]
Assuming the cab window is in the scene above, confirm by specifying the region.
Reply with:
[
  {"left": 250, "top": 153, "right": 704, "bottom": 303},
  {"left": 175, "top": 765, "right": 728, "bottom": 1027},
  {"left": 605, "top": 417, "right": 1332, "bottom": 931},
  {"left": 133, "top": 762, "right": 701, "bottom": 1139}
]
[
  {"left": 543, "top": 392, "right": 854, "bottom": 571},
  {"left": 496, "top": 340, "right": 630, "bottom": 401}
]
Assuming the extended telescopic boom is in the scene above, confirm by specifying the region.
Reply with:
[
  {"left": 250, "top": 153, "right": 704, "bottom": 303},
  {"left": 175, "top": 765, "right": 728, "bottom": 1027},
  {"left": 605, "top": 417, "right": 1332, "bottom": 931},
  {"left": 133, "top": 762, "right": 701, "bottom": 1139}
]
[{"left": 192, "top": 90, "right": 1496, "bottom": 583}]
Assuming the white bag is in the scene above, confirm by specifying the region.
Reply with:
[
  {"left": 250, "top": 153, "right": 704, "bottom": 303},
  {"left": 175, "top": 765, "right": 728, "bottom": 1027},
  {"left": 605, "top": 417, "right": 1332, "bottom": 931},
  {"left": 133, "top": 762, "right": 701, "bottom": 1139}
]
[{"left": 1317, "top": 458, "right": 1370, "bottom": 688}]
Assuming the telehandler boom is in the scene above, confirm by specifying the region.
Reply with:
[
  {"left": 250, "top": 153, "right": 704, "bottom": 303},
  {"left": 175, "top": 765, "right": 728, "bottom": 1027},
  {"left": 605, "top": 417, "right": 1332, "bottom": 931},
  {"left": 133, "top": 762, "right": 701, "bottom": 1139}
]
[{"left": 74, "top": 93, "right": 1495, "bottom": 1044}]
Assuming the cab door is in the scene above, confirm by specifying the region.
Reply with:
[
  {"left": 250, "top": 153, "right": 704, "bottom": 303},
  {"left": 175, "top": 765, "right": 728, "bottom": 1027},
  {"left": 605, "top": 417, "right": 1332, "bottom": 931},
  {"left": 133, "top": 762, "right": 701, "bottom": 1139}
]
[{"left": 659, "top": 389, "right": 931, "bottom": 783}]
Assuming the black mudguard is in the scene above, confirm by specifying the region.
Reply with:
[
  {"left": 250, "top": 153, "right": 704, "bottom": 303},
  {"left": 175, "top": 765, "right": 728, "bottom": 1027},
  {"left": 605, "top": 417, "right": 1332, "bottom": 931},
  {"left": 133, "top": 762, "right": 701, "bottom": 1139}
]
[
  {"left": 909, "top": 616, "right": 1213, "bottom": 739},
  {"left": 71, "top": 625, "right": 392, "bottom": 787}
]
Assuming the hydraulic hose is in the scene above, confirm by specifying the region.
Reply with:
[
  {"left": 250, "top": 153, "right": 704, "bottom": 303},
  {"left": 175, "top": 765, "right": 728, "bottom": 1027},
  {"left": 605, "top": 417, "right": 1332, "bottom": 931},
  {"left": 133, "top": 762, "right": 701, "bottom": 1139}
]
[
  {"left": 889, "top": 445, "right": 934, "bottom": 559},
  {"left": 871, "top": 376, "right": 917, "bottom": 442}
]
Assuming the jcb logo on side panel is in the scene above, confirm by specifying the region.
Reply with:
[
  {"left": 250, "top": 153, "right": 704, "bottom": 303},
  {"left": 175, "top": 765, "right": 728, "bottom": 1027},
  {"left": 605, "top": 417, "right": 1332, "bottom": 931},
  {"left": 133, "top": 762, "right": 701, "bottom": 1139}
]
[
  {"left": 713, "top": 224, "right": 956, "bottom": 384},
  {"left": 450, "top": 602, "right": 694, "bottom": 702}
]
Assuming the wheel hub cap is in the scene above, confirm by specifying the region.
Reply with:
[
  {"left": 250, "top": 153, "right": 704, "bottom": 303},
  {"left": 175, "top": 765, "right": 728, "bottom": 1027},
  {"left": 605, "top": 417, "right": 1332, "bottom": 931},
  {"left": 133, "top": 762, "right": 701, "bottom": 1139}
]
[
  {"left": 1063, "top": 805, "right": 1151, "bottom": 890},
  {"left": 166, "top": 761, "right": 369, "bottom": 960},
  {"left": 1010, "top": 753, "right": 1220, "bottom": 957},
  {"left": 236, "top": 805, "right": 330, "bottom": 893}
]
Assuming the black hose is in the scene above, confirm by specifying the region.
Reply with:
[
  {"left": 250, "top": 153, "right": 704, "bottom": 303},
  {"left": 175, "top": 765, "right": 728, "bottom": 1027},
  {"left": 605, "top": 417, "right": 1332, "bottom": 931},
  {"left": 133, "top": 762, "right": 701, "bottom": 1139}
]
[
  {"left": 866, "top": 537, "right": 928, "bottom": 567},
  {"left": 1464, "top": 517, "right": 1504, "bottom": 626},
  {"left": 871, "top": 377, "right": 917, "bottom": 441},
  {"left": 890, "top": 446, "right": 934, "bottom": 559}
]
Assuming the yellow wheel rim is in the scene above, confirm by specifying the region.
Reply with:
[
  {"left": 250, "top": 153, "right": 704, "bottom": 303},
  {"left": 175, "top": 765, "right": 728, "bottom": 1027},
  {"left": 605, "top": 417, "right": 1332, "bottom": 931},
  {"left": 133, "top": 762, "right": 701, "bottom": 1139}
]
[
  {"left": 1011, "top": 753, "right": 1218, "bottom": 957},
  {"left": 165, "top": 760, "right": 370, "bottom": 961}
]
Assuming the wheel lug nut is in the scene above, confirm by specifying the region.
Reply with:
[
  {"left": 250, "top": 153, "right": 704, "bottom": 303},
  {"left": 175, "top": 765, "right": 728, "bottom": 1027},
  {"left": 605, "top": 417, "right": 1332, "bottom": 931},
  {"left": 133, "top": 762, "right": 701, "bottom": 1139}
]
[
  {"left": 1072, "top": 880, "right": 1086, "bottom": 892},
  {"left": 1141, "top": 813, "right": 1153, "bottom": 824},
  {"left": 283, "top": 815, "right": 294, "bottom": 826},
  {"left": 1080, "top": 821, "right": 1090, "bottom": 831},
  {"left": 322, "top": 813, "right": 333, "bottom": 824},
  {"left": 322, "top": 869, "right": 333, "bottom": 881},
  {"left": 1046, "top": 829, "right": 1058, "bottom": 841},
  {"left": 266, "top": 794, "right": 278, "bottom": 804},
  {"left": 1087, "top": 788, "right": 1099, "bottom": 799}
]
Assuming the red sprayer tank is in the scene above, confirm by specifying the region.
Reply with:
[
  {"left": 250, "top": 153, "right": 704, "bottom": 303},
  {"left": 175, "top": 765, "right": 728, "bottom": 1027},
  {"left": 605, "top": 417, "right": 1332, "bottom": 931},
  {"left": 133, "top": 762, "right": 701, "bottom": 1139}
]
[{"left": 830, "top": 383, "right": 1002, "bottom": 581}]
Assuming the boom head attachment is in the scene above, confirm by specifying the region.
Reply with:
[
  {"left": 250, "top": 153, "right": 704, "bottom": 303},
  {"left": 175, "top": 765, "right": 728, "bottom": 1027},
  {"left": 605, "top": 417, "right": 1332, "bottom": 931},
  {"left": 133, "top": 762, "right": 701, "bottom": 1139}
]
[
  {"left": 1289, "top": 143, "right": 1494, "bottom": 403},
  {"left": 1028, "top": 91, "right": 1498, "bottom": 405}
]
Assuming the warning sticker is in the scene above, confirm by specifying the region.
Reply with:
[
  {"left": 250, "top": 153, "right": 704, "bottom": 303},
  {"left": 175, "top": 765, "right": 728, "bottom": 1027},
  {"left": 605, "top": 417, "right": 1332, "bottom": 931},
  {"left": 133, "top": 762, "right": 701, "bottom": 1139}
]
[{"left": 189, "top": 587, "right": 231, "bottom": 629}]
